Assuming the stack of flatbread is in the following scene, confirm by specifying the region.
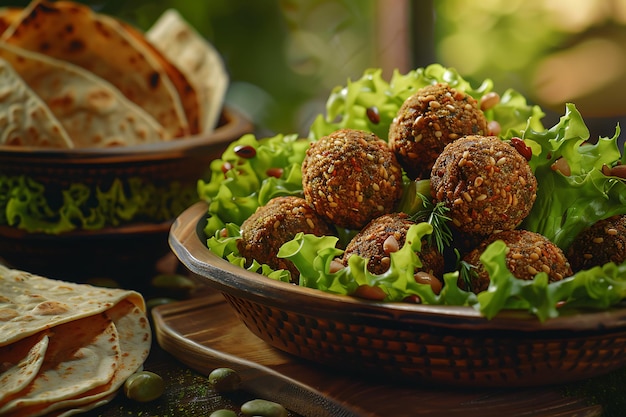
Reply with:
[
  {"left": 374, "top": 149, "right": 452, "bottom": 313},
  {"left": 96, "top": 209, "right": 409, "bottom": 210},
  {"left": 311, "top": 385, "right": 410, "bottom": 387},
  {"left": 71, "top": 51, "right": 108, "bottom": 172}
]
[
  {"left": 0, "top": 0, "right": 228, "bottom": 148},
  {"left": 0, "top": 264, "right": 151, "bottom": 416}
]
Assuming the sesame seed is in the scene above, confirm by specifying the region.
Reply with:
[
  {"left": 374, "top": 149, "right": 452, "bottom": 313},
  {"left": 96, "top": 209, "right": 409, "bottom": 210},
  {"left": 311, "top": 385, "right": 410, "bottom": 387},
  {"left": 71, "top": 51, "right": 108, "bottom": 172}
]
[
  {"left": 593, "top": 237, "right": 604, "bottom": 244},
  {"left": 453, "top": 198, "right": 464, "bottom": 205},
  {"left": 527, "top": 266, "right": 538, "bottom": 275},
  {"left": 608, "top": 228, "right": 618, "bottom": 235},
  {"left": 496, "top": 157, "right": 507, "bottom": 166},
  {"left": 306, "top": 218, "right": 315, "bottom": 229}
]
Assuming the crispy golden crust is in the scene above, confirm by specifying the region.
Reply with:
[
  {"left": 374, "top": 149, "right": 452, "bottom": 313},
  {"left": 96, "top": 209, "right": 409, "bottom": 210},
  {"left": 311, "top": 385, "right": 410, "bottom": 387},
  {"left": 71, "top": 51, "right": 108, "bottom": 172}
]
[
  {"left": 430, "top": 135, "right": 537, "bottom": 238},
  {"left": 461, "top": 229, "right": 572, "bottom": 293},
  {"left": 342, "top": 212, "right": 444, "bottom": 277},
  {"left": 301, "top": 129, "right": 403, "bottom": 230},
  {"left": 567, "top": 214, "right": 626, "bottom": 272},
  {"left": 237, "top": 196, "right": 336, "bottom": 282},
  {"left": 389, "top": 83, "right": 487, "bottom": 180}
]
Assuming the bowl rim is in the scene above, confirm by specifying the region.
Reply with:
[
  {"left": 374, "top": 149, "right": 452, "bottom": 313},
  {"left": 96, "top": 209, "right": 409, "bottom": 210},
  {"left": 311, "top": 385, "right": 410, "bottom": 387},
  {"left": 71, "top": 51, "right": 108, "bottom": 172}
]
[
  {"left": 0, "top": 107, "right": 252, "bottom": 163},
  {"left": 169, "top": 201, "right": 626, "bottom": 334}
]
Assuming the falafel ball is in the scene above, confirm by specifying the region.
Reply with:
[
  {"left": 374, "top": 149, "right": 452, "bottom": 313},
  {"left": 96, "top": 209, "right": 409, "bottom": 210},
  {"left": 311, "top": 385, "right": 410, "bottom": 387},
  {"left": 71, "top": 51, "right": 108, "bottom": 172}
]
[
  {"left": 430, "top": 135, "right": 537, "bottom": 238},
  {"left": 342, "top": 212, "right": 444, "bottom": 277},
  {"left": 567, "top": 214, "right": 626, "bottom": 272},
  {"left": 389, "top": 83, "right": 488, "bottom": 180},
  {"left": 238, "top": 196, "right": 336, "bottom": 282},
  {"left": 461, "top": 229, "right": 572, "bottom": 294},
  {"left": 301, "top": 128, "right": 403, "bottom": 230}
]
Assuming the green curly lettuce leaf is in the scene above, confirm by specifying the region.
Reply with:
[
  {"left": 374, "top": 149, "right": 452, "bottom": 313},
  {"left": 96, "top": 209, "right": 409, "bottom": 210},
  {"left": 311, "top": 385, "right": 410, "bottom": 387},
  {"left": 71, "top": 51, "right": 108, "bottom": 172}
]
[
  {"left": 198, "top": 133, "right": 309, "bottom": 238},
  {"left": 505, "top": 103, "right": 626, "bottom": 249},
  {"left": 309, "top": 63, "right": 544, "bottom": 142},
  {"left": 0, "top": 175, "right": 196, "bottom": 234},
  {"left": 476, "top": 240, "right": 626, "bottom": 321}
]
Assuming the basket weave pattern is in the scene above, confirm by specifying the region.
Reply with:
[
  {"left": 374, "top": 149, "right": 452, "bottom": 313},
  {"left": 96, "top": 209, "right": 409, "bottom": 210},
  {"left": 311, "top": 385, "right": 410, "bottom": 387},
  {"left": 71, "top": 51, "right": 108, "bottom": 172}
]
[{"left": 223, "top": 293, "right": 626, "bottom": 387}]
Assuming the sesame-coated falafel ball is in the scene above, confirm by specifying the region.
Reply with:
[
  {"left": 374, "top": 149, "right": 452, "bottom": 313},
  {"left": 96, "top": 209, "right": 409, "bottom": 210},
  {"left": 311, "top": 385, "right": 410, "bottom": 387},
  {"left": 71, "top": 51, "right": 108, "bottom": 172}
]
[
  {"left": 342, "top": 212, "right": 445, "bottom": 277},
  {"left": 461, "top": 229, "right": 572, "bottom": 294},
  {"left": 238, "top": 196, "right": 336, "bottom": 282},
  {"left": 301, "top": 129, "right": 404, "bottom": 230},
  {"left": 389, "top": 83, "right": 488, "bottom": 180},
  {"left": 567, "top": 214, "right": 626, "bottom": 272},
  {"left": 430, "top": 135, "right": 537, "bottom": 238}
]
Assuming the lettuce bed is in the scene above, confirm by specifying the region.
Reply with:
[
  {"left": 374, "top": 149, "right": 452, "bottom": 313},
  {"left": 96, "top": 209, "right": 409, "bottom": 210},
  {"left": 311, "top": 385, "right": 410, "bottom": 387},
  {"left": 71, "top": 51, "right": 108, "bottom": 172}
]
[{"left": 198, "top": 64, "right": 626, "bottom": 321}]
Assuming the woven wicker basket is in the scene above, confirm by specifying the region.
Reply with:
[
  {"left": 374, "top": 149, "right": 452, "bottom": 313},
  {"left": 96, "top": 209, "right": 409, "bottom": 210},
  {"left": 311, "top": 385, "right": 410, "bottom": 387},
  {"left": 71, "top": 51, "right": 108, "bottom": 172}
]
[
  {"left": 170, "top": 201, "right": 626, "bottom": 387},
  {"left": 0, "top": 109, "right": 251, "bottom": 283}
]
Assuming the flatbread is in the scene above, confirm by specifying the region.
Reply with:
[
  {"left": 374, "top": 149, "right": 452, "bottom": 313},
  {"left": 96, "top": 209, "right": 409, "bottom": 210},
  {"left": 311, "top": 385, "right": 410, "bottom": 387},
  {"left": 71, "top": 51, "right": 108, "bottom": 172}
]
[
  {"left": 0, "top": 314, "right": 121, "bottom": 415},
  {"left": 121, "top": 20, "right": 200, "bottom": 135},
  {"left": 12, "top": 300, "right": 152, "bottom": 417},
  {"left": 0, "top": 42, "right": 169, "bottom": 147},
  {"left": 0, "top": 264, "right": 144, "bottom": 347},
  {"left": 0, "top": 266, "right": 151, "bottom": 417},
  {"left": 1, "top": 0, "right": 190, "bottom": 138},
  {"left": 147, "top": 9, "right": 229, "bottom": 133},
  {"left": 0, "top": 333, "right": 49, "bottom": 402},
  {"left": 0, "top": 8, "right": 21, "bottom": 36},
  {"left": 0, "top": 57, "right": 74, "bottom": 148}
]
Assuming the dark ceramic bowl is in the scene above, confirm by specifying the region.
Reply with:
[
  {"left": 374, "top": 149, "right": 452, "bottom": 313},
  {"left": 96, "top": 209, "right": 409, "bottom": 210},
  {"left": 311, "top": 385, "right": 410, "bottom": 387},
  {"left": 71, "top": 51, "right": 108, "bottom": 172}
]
[
  {"left": 170, "top": 201, "right": 626, "bottom": 388},
  {"left": 0, "top": 108, "right": 252, "bottom": 285}
]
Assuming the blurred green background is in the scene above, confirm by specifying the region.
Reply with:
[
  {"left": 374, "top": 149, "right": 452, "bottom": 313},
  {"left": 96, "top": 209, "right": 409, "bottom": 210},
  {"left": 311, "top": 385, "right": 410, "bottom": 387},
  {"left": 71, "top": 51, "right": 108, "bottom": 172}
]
[{"left": 4, "top": 0, "right": 626, "bottom": 139}]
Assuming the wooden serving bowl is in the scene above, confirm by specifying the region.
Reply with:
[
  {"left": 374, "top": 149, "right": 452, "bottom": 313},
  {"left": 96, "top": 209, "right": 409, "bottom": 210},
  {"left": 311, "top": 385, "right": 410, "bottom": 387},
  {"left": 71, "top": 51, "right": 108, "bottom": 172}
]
[
  {"left": 169, "top": 201, "right": 626, "bottom": 388},
  {"left": 0, "top": 108, "right": 252, "bottom": 285}
]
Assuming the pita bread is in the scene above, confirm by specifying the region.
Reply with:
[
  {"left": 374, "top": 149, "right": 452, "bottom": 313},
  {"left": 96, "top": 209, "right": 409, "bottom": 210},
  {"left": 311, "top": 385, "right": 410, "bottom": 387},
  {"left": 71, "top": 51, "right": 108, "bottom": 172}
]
[
  {"left": 0, "top": 42, "right": 169, "bottom": 147},
  {"left": 0, "top": 57, "right": 74, "bottom": 148},
  {"left": 147, "top": 9, "right": 229, "bottom": 133},
  {"left": 0, "top": 8, "right": 20, "bottom": 36},
  {"left": 0, "top": 264, "right": 144, "bottom": 347},
  {"left": 0, "top": 334, "right": 49, "bottom": 403},
  {"left": 0, "top": 315, "right": 121, "bottom": 415},
  {"left": 0, "top": 266, "right": 151, "bottom": 417},
  {"left": 121, "top": 20, "right": 200, "bottom": 135},
  {"left": 14, "top": 300, "right": 152, "bottom": 417},
  {"left": 2, "top": 0, "right": 190, "bottom": 138}
]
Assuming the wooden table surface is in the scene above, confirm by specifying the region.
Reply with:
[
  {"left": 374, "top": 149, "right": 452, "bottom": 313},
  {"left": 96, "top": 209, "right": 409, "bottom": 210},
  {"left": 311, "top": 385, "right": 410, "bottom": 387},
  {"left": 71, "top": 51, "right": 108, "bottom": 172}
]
[{"left": 76, "top": 260, "right": 626, "bottom": 417}]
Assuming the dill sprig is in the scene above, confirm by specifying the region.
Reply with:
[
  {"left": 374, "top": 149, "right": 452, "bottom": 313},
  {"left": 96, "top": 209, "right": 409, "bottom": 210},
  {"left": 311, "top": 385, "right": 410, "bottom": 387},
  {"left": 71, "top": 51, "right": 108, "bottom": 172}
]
[{"left": 409, "top": 193, "right": 453, "bottom": 253}]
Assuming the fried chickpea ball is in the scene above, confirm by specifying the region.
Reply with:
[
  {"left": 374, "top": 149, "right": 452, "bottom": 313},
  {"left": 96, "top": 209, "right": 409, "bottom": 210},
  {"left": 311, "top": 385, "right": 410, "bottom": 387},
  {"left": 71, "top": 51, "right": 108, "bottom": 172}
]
[
  {"left": 461, "top": 229, "right": 572, "bottom": 294},
  {"left": 301, "top": 128, "right": 403, "bottom": 230},
  {"left": 430, "top": 135, "right": 537, "bottom": 239},
  {"left": 238, "top": 196, "right": 336, "bottom": 282},
  {"left": 389, "top": 83, "right": 488, "bottom": 180},
  {"left": 342, "top": 212, "right": 444, "bottom": 278},
  {"left": 567, "top": 214, "right": 626, "bottom": 272}
]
